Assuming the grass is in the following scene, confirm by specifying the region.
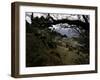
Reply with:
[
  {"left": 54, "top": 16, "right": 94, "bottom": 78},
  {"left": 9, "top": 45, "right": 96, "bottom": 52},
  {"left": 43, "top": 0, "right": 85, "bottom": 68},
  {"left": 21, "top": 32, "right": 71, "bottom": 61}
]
[{"left": 26, "top": 28, "right": 89, "bottom": 67}]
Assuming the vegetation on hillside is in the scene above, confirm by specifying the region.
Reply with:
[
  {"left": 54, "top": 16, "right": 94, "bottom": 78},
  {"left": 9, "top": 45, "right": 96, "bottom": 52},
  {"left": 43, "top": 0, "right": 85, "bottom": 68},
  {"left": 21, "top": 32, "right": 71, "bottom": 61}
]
[{"left": 26, "top": 13, "right": 89, "bottom": 67}]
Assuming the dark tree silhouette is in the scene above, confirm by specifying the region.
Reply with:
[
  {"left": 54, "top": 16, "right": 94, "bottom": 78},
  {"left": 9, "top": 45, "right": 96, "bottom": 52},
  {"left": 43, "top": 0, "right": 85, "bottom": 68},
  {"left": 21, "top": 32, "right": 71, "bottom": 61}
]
[{"left": 30, "top": 13, "right": 89, "bottom": 33}]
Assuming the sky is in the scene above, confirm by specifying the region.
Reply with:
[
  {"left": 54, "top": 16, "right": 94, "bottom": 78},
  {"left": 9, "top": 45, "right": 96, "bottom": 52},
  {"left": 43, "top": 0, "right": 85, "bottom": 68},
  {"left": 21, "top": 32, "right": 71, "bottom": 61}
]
[
  {"left": 49, "top": 24, "right": 79, "bottom": 37},
  {"left": 25, "top": 12, "right": 88, "bottom": 37},
  {"left": 25, "top": 12, "right": 86, "bottom": 23}
]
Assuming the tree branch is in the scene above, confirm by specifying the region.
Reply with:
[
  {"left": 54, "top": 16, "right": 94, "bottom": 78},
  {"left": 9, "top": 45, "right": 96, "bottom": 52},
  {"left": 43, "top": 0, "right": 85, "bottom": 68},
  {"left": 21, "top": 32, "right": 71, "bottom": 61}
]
[{"left": 51, "top": 19, "right": 89, "bottom": 31}]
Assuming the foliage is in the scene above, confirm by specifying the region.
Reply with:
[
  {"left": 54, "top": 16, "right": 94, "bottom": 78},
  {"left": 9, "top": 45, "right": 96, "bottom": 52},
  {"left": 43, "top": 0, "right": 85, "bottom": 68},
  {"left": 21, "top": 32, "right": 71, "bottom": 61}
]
[{"left": 26, "top": 13, "right": 89, "bottom": 67}]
